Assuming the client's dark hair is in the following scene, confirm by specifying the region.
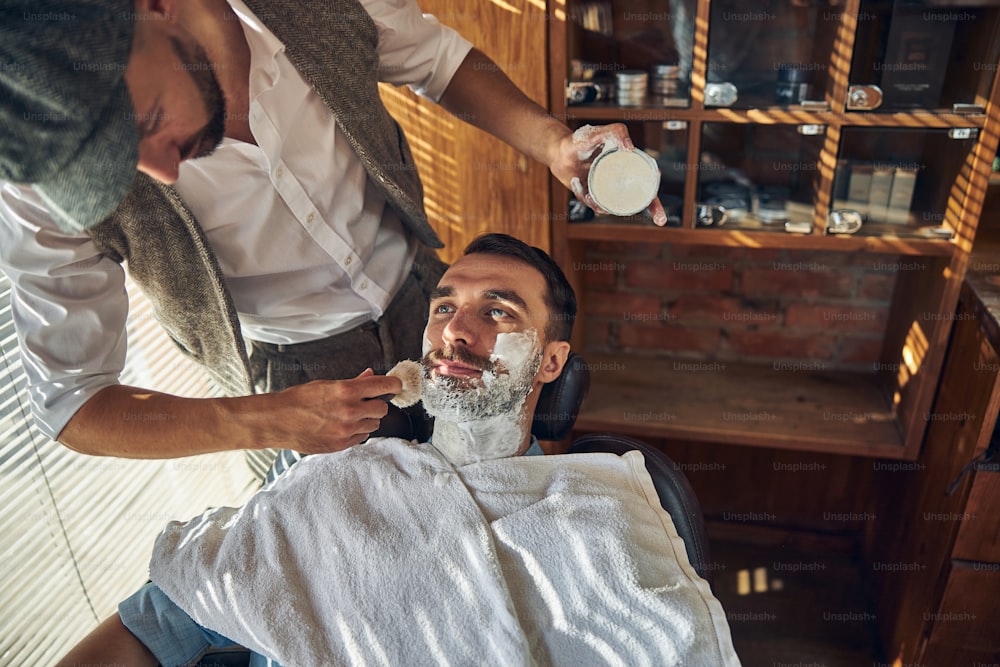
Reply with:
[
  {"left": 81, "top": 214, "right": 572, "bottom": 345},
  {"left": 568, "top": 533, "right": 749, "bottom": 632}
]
[{"left": 463, "top": 233, "right": 577, "bottom": 342}]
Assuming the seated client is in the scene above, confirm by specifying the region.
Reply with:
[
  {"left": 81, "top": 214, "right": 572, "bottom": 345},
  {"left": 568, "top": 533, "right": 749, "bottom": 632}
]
[{"left": 57, "top": 233, "right": 740, "bottom": 667}]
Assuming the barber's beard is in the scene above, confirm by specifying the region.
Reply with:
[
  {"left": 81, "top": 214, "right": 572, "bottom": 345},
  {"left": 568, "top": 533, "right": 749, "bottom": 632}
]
[
  {"left": 420, "top": 343, "right": 542, "bottom": 423},
  {"left": 168, "top": 35, "right": 227, "bottom": 157}
]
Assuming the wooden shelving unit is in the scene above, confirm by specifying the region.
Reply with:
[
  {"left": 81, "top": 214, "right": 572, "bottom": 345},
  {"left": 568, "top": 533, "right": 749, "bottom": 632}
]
[{"left": 548, "top": 0, "right": 1000, "bottom": 459}]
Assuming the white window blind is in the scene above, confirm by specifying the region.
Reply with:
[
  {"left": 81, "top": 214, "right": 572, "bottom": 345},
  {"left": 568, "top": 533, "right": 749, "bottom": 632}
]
[{"left": 0, "top": 272, "right": 259, "bottom": 665}]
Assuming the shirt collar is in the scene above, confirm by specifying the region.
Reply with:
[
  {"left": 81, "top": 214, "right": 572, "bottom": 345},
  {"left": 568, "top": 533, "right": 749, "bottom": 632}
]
[{"left": 224, "top": 0, "right": 285, "bottom": 91}]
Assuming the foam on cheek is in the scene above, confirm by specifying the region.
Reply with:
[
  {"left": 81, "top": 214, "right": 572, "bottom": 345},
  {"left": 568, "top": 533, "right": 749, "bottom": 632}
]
[{"left": 490, "top": 330, "right": 538, "bottom": 373}]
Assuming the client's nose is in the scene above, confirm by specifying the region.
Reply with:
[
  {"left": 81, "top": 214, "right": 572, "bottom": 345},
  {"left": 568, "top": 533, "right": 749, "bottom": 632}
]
[{"left": 442, "top": 306, "right": 478, "bottom": 348}]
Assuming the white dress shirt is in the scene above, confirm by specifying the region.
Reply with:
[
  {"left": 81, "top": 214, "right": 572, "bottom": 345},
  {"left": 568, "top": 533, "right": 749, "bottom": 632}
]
[{"left": 0, "top": 0, "right": 472, "bottom": 439}]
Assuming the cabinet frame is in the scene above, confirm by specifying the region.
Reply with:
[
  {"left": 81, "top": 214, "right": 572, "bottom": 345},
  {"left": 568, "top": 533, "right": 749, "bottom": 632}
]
[{"left": 548, "top": 0, "right": 1000, "bottom": 459}]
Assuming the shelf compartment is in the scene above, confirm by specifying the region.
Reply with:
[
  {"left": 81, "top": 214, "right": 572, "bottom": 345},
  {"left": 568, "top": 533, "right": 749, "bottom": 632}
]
[
  {"left": 833, "top": 126, "right": 979, "bottom": 234},
  {"left": 696, "top": 122, "right": 825, "bottom": 231},
  {"left": 573, "top": 353, "right": 906, "bottom": 458},
  {"left": 704, "top": 2, "right": 840, "bottom": 110},
  {"left": 565, "top": 0, "right": 698, "bottom": 108},
  {"left": 849, "top": 0, "right": 1000, "bottom": 114}
]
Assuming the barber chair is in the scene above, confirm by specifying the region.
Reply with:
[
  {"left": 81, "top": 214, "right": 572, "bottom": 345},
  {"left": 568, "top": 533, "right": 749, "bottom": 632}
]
[
  {"left": 198, "top": 352, "right": 712, "bottom": 666},
  {"left": 532, "top": 352, "right": 714, "bottom": 583}
]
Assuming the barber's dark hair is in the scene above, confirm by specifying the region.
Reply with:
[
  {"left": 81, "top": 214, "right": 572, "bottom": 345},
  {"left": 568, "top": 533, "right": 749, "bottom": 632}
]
[{"left": 463, "top": 233, "right": 576, "bottom": 342}]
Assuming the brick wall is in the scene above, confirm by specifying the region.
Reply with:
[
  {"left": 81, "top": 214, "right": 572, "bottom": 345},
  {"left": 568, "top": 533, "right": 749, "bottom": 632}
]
[{"left": 578, "top": 242, "right": 903, "bottom": 371}]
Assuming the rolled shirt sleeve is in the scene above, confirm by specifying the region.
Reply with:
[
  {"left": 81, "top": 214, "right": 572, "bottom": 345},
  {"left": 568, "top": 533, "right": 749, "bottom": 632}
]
[
  {"left": 367, "top": 0, "right": 474, "bottom": 101},
  {"left": 0, "top": 182, "right": 128, "bottom": 440}
]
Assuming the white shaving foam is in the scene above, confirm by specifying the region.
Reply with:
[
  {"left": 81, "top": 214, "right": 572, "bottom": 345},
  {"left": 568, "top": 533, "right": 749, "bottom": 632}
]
[
  {"left": 490, "top": 330, "right": 538, "bottom": 370},
  {"left": 573, "top": 124, "right": 622, "bottom": 161},
  {"left": 423, "top": 330, "right": 542, "bottom": 466}
]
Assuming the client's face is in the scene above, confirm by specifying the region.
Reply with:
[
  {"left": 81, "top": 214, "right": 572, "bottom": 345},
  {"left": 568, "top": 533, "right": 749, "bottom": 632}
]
[{"left": 420, "top": 254, "right": 551, "bottom": 422}]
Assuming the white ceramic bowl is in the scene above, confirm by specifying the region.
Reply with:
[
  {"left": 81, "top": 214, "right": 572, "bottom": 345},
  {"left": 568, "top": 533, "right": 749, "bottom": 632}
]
[{"left": 587, "top": 148, "right": 660, "bottom": 216}]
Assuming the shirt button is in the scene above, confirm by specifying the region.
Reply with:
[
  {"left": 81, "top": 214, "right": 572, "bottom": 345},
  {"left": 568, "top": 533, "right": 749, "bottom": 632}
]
[
  {"left": 345, "top": 256, "right": 352, "bottom": 266},
  {"left": 275, "top": 167, "right": 284, "bottom": 179},
  {"left": 306, "top": 213, "right": 315, "bottom": 223},
  {"left": 360, "top": 281, "right": 368, "bottom": 290}
]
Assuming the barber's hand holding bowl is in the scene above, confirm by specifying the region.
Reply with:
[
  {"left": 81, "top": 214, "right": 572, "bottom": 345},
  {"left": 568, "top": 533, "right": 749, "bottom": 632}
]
[
  {"left": 263, "top": 369, "right": 403, "bottom": 453},
  {"left": 548, "top": 123, "right": 667, "bottom": 226}
]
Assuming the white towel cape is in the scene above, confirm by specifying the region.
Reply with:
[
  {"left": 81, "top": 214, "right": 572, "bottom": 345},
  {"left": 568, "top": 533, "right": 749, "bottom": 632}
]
[{"left": 149, "top": 438, "right": 741, "bottom": 666}]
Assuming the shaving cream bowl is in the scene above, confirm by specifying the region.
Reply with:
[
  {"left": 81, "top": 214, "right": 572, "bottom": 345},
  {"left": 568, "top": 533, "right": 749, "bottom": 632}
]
[{"left": 587, "top": 148, "right": 661, "bottom": 217}]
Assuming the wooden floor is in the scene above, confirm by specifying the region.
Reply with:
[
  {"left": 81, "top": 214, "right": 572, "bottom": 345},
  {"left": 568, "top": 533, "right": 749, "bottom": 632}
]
[{"left": 707, "top": 524, "right": 885, "bottom": 666}]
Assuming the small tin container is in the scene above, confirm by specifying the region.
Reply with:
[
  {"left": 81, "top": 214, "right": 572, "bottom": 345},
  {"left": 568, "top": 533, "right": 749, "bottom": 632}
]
[
  {"left": 616, "top": 70, "right": 648, "bottom": 107},
  {"left": 588, "top": 148, "right": 660, "bottom": 216},
  {"left": 651, "top": 64, "right": 680, "bottom": 97}
]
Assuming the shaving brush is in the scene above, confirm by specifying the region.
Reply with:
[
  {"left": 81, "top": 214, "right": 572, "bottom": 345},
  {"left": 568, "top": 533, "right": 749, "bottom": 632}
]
[{"left": 385, "top": 359, "right": 422, "bottom": 408}]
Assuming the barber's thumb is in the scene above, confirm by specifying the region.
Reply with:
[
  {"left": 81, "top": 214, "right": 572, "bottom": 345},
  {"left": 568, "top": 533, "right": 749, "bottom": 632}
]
[{"left": 354, "top": 368, "right": 375, "bottom": 379}]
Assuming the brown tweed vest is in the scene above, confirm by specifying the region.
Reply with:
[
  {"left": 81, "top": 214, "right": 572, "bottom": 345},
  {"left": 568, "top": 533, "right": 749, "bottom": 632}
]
[{"left": 88, "top": 0, "right": 442, "bottom": 398}]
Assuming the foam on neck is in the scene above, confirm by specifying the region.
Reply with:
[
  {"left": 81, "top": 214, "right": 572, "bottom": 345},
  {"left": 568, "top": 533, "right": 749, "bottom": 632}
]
[{"left": 431, "top": 411, "right": 530, "bottom": 466}]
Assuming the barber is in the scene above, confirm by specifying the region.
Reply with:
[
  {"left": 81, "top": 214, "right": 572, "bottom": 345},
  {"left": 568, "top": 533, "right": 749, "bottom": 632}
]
[{"left": 0, "top": 0, "right": 665, "bottom": 473}]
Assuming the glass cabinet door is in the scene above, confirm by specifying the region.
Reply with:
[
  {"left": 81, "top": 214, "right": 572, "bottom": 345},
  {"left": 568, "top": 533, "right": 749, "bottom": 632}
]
[
  {"left": 565, "top": 0, "right": 697, "bottom": 108},
  {"left": 832, "top": 127, "right": 978, "bottom": 235},
  {"left": 705, "top": 0, "right": 840, "bottom": 109},
  {"left": 696, "top": 123, "right": 824, "bottom": 231},
  {"left": 650, "top": 120, "right": 689, "bottom": 226},
  {"left": 848, "top": 0, "right": 1000, "bottom": 113}
]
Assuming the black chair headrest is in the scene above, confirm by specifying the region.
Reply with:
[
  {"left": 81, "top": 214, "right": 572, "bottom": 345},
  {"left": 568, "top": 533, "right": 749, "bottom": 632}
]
[{"left": 531, "top": 351, "right": 590, "bottom": 441}]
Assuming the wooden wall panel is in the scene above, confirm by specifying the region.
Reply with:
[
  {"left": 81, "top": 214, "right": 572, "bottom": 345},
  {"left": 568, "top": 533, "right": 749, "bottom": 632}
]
[
  {"left": 953, "top": 471, "right": 1000, "bottom": 563},
  {"left": 865, "top": 306, "right": 1000, "bottom": 664},
  {"left": 379, "top": 0, "right": 552, "bottom": 263},
  {"left": 921, "top": 562, "right": 1000, "bottom": 662}
]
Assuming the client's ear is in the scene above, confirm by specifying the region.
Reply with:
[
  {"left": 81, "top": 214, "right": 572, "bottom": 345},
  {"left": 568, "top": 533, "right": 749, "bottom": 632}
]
[{"left": 535, "top": 340, "right": 571, "bottom": 384}]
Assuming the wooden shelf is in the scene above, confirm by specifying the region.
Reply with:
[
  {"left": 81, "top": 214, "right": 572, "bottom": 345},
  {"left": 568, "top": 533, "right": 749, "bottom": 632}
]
[
  {"left": 574, "top": 353, "right": 907, "bottom": 459},
  {"left": 565, "top": 220, "right": 957, "bottom": 256},
  {"left": 563, "top": 104, "right": 987, "bottom": 129},
  {"left": 564, "top": 104, "right": 833, "bottom": 126}
]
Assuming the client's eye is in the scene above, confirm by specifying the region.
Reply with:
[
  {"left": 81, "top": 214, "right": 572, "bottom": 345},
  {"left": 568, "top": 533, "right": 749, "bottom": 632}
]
[
  {"left": 433, "top": 303, "right": 455, "bottom": 315},
  {"left": 488, "top": 307, "right": 513, "bottom": 320}
]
